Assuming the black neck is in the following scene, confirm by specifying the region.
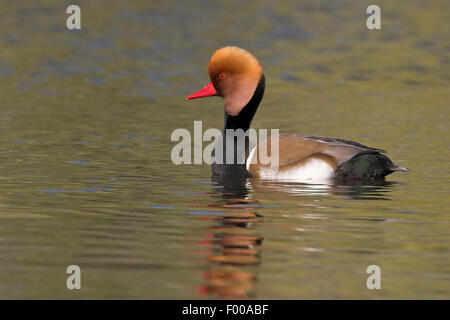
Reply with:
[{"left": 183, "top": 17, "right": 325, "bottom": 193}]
[
  {"left": 224, "top": 74, "right": 265, "bottom": 131},
  {"left": 212, "top": 74, "right": 265, "bottom": 177}
]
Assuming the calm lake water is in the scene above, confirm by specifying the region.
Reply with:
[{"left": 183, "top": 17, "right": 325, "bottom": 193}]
[{"left": 0, "top": 0, "right": 449, "bottom": 299}]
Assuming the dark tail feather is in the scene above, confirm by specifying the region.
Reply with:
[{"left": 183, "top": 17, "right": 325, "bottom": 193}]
[
  {"left": 335, "top": 153, "right": 408, "bottom": 182},
  {"left": 390, "top": 166, "right": 408, "bottom": 172}
]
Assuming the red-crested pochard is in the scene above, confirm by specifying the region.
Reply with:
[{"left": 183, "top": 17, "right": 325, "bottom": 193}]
[{"left": 187, "top": 46, "right": 408, "bottom": 182}]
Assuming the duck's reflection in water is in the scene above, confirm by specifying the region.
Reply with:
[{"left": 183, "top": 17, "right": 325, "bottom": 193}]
[
  {"left": 250, "top": 179, "right": 398, "bottom": 200},
  {"left": 198, "top": 177, "right": 263, "bottom": 299},
  {"left": 197, "top": 177, "right": 398, "bottom": 298}
]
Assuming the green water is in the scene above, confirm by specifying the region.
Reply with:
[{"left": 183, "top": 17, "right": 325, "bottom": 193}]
[{"left": 0, "top": 0, "right": 448, "bottom": 299}]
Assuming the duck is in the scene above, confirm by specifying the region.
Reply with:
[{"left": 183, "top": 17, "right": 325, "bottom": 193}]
[{"left": 186, "top": 46, "right": 408, "bottom": 182}]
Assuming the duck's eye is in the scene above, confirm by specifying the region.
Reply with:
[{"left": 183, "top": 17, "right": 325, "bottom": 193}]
[{"left": 219, "top": 73, "right": 226, "bottom": 79}]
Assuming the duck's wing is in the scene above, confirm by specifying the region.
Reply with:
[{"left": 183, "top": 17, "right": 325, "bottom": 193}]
[
  {"left": 246, "top": 134, "right": 384, "bottom": 177},
  {"left": 299, "top": 134, "right": 385, "bottom": 164},
  {"left": 301, "top": 135, "right": 386, "bottom": 154}
]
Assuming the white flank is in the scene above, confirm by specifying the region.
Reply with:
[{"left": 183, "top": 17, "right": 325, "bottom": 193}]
[
  {"left": 246, "top": 145, "right": 258, "bottom": 170},
  {"left": 258, "top": 157, "right": 334, "bottom": 182}
]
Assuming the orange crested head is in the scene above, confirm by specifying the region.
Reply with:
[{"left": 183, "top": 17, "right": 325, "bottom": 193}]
[
  {"left": 187, "top": 46, "right": 264, "bottom": 116},
  {"left": 207, "top": 46, "right": 263, "bottom": 82}
]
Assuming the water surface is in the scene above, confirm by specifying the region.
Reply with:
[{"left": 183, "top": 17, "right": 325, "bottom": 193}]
[{"left": 0, "top": 0, "right": 449, "bottom": 299}]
